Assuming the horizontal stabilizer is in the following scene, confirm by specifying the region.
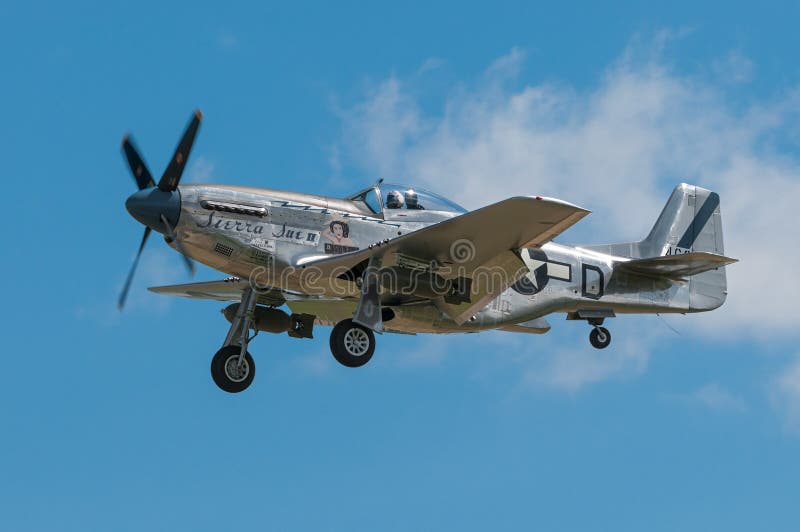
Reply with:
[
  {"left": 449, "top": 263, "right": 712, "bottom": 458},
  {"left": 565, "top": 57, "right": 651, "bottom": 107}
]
[{"left": 616, "top": 252, "right": 737, "bottom": 279}]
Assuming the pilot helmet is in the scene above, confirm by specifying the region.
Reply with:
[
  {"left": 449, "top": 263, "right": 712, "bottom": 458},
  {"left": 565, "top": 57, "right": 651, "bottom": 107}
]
[
  {"left": 404, "top": 189, "right": 419, "bottom": 209},
  {"left": 385, "top": 189, "right": 404, "bottom": 209}
]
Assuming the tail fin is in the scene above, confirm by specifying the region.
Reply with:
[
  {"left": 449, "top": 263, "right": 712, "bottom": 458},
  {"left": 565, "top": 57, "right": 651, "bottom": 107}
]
[
  {"left": 640, "top": 183, "right": 724, "bottom": 257},
  {"left": 583, "top": 184, "right": 731, "bottom": 310},
  {"left": 640, "top": 183, "right": 729, "bottom": 311}
]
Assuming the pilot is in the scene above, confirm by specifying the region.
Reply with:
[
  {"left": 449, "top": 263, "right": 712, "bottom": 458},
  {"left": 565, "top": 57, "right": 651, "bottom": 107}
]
[
  {"left": 385, "top": 190, "right": 405, "bottom": 209},
  {"left": 405, "top": 189, "right": 423, "bottom": 209}
]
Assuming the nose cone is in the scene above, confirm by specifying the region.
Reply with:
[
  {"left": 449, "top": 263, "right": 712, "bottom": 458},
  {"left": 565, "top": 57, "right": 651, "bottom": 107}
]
[{"left": 125, "top": 188, "right": 181, "bottom": 233}]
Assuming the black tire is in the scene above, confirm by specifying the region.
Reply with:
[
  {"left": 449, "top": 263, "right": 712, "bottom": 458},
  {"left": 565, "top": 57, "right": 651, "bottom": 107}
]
[
  {"left": 330, "top": 319, "right": 376, "bottom": 368},
  {"left": 211, "top": 346, "right": 256, "bottom": 393},
  {"left": 589, "top": 327, "right": 611, "bottom": 349}
]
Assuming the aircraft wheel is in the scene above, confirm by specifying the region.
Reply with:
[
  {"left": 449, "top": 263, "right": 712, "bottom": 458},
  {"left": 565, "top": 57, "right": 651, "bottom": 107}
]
[
  {"left": 589, "top": 327, "right": 611, "bottom": 349},
  {"left": 330, "top": 319, "right": 375, "bottom": 368},
  {"left": 211, "top": 346, "right": 256, "bottom": 393}
]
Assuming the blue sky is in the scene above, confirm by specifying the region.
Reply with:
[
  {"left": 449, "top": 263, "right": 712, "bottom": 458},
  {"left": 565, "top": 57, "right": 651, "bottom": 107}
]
[{"left": 2, "top": 1, "right": 800, "bottom": 530}]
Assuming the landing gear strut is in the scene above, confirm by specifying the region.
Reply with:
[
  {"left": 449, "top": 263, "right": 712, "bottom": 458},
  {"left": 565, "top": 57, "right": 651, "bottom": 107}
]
[
  {"left": 330, "top": 319, "right": 376, "bottom": 367},
  {"left": 211, "top": 287, "right": 259, "bottom": 392}
]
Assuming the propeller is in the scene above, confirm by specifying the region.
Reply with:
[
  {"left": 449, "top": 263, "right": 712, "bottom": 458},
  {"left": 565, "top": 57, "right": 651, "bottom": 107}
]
[
  {"left": 161, "top": 214, "right": 196, "bottom": 276},
  {"left": 159, "top": 110, "right": 202, "bottom": 192},
  {"left": 118, "top": 227, "right": 152, "bottom": 310},
  {"left": 121, "top": 136, "right": 155, "bottom": 190},
  {"left": 118, "top": 110, "right": 202, "bottom": 310}
]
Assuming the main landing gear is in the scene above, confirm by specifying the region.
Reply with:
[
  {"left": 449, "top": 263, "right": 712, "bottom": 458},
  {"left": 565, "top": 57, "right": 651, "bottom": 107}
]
[
  {"left": 329, "top": 319, "right": 376, "bottom": 368},
  {"left": 211, "top": 287, "right": 259, "bottom": 393},
  {"left": 209, "top": 286, "right": 377, "bottom": 390}
]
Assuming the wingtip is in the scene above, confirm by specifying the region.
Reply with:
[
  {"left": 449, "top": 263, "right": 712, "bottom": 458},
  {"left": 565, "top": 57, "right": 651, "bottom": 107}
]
[{"left": 194, "top": 109, "right": 203, "bottom": 121}]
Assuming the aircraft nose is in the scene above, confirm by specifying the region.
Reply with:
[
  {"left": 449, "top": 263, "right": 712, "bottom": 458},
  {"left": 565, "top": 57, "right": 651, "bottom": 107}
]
[{"left": 125, "top": 188, "right": 181, "bottom": 234}]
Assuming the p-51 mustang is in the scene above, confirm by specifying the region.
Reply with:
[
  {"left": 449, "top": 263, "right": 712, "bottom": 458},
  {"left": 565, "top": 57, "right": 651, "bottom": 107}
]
[{"left": 119, "top": 111, "right": 736, "bottom": 393}]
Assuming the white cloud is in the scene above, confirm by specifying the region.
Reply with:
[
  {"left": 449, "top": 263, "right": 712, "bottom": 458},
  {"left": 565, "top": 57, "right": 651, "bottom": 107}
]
[
  {"left": 337, "top": 77, "right": 422, "bottom": 181},
  {"left": 771, "top": 356, "right": 800, "bottom": 431},
  {"left": 185, "top": 155, "right": 216, "bottom": 183},
  {"left": 517, "top": 324, "right": 652, "bottom": 393},
  {"left": 336, "top": 39, "right": 800, "bottom": 339},
  {"left": 401, "top": 321, "right": 655, "bottom": 394},
  {"left": 485, "top": 46, "right": 526, "bottom": 79},
  {"left": 126, "top": 247, "right": 188, "bottom": 312},
  {"left": 682, "top": 382, "right": 747, "bottom": 413},
  {"left": 417, "top": 57, "right": 444, "bottom": 75},
  {"left": 388, "top": 334, "right": 451, "bottom": 368},
  {"left": 712, "top": 51, "right": 755, "bottom": 84},
  {"left": 77, "top": 246, "right": 189, "bottom": 327}
]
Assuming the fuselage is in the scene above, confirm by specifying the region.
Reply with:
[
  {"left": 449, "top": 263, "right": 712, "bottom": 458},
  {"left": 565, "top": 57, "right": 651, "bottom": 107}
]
[{"left": 156, "top": 183, "right": 700, "bottom": 335}]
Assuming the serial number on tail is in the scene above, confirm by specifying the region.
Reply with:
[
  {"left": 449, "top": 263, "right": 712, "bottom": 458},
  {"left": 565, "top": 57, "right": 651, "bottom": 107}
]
[{"left": 665, "top": 246, "right": 692, "bottom": 255}]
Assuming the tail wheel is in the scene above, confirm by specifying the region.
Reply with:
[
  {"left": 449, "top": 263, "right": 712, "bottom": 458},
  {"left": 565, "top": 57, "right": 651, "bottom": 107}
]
[
  {"left": 589, "top": 327, "right": 611, "bottom": 349},
  {"left": 330, "top": 319, "right": 376, "bottom": 368},
  {"left": 211, "top": 346, "right": 256, "bottom": 393}
]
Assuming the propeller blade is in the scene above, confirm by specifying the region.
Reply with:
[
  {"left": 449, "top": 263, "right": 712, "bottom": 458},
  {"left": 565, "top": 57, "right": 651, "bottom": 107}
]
[
  {"left": 118, "top": 227, "right": 152, "bottom": 310},
  {"left": 121, "top": 135, "right": 156, "bottom": 190},
  {"left": 160, "top": 214, "right": 196, "bottom": 277},
  {"left": 158, "top": 109, "right": 203, "bottom": 192}
]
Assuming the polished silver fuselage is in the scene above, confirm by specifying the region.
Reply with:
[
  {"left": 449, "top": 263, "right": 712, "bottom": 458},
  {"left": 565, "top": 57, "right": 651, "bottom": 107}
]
[{"left": 171, "top": 184, "right": 718, "bottom": 335}]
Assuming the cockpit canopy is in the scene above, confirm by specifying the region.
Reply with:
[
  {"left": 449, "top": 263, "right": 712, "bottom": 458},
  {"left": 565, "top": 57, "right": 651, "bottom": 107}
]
[{"left": 347, "top": 183, "right": 467, "bottom": 215}]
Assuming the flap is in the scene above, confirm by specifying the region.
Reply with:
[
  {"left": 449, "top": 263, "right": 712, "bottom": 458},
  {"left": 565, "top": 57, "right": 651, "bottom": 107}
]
[{"left": 616, "top": 252, "right": 738, "bottom": 278}]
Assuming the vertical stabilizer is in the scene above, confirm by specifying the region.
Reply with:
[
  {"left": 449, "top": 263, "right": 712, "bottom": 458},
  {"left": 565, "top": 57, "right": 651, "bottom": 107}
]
[
  {"left": 640, "top": 184, "right": 723, "bottom": 257},
  {"left": 640, "top": 183, "right": 727, "bottom": 310}
]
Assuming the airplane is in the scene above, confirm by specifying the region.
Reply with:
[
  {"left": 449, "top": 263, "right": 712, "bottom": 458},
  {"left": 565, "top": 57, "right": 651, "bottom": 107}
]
[{"left": 119, "top": 111, "right": 737, "bottom": 393}]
